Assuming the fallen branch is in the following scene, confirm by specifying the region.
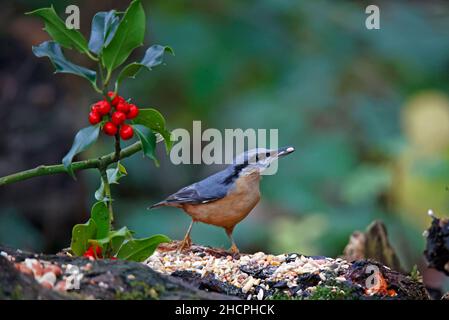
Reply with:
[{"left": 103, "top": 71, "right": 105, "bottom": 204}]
[{"left": 0, "top": 243, "right": 429, "bottom": 300}]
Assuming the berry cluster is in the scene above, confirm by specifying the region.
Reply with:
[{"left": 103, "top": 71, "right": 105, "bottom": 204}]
[{"left": 88, "top": 92, "right": 139, "bottom": 140}]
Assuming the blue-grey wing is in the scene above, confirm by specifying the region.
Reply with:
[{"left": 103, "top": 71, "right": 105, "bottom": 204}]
[{"left": 157, "top": 168, "right": 233, "bottom": 206}]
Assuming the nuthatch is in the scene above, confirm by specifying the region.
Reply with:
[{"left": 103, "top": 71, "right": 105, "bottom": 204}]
[{"left": 149, "top": 146, "right": 295, "bottom": 253}]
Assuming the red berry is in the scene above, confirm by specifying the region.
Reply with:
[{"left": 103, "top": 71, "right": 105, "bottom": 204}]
[
  {"left": 126, "top": 104, "right": 139, "bottom": 119},
  {"left": 103, "top": 122, "right": 118, "bottom": 136},
  {"left": 88, "top": 111, "right": 102, "bottom": 125},
  {"left": 120, "top": 124, "right": 134, "bottom": 140},
  {"left": 116, "top": 101, "right": 130, "bottom": 114},
  {"left": 107, "top": 91, "right": 122, "bottom": 106},
  {"left": 95, "top": 101, "right": 111, "bottom": 115},
  {"left": 111, "top": 111, "right": 126, "bottom": 126},
  {"left": 83, "top": 245, "right": 102, "bottom": 259},
  {"left": 83, "top": 246, "right": 94, "bottom": 257},
  {"left": 91, "top": 104, "right": 100, "bottom": 113}
]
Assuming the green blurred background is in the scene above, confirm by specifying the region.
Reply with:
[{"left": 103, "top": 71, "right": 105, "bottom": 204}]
[{"left": 1, "top": 0, "right": 449, "bottom": 290}]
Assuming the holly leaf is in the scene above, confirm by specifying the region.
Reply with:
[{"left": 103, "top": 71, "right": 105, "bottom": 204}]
[
  {"left": 133, "top": 108, "right": 172, "bottom": 152},
  {"left": 88, "top": 10, "right": 120, "bottom": 55},
  {"left": 115, "top": 45, "right": 173, "bottom": 89},
  {"left": 116, "top": 235, "right": 170, "bottom": 262},
  {"left": 32, "top": 41, "right": 97, "bottom": 87},
  {"left": 70, "top": 219, "right": 97, "bottom": 256},
  {"left": 96, "top": 227, "right": 133, "bottom": 255},
  {"left": 101, "top": 0, "right": 145, "bottom": 73},
  {"left": 26, "top": 6, "right": 89, "bottom": 54},
  {"left": 62, "top": 125, "right": 100, "bottom": 178},
  {"left": 109, "top": 227, "right": 134, "bottom": 255},
  {"left": 133, "top": 125, "right": 158, "bottom": 166},
  {"left": 95, "top": 163, "right": 128, "bottom": 201},
  {"left": 90, "top": 202, "right": 110, "bottom": 239}
]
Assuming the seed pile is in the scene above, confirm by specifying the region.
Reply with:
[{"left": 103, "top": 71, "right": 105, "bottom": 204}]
[{"left": 145, "top": 247, "right": 355, "bottom": 300}]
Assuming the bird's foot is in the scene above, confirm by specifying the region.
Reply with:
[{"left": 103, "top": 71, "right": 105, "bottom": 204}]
[
  {"left": 227, "top": 244, "right": 240, "bottom": 259},
  {"left": 229, "top": 243, "right": 240, "bottom": 254},
  {"left": 177, "top": 236, "right": 192, "bottom": 253}
]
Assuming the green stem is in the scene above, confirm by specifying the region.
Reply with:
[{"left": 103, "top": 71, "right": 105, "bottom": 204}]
[
  {"left": 0, "top": 142, "right": 142, "bottom": 186},
  {"left": 100, "top": 89, "right": 122, "bottom": 162},
  {"left": 104, "top": 69, "right": 112, "bottom": 87},
  {"left": 114, "top": 133, "right": 121, "bottom": 162},
  {"left": 99, "top": 167, "right": 114, "bottom": 224},
  {"left": 93, "top": 84, "right": 103, "bottom": 94},
  {"left": 86, "top": 50, "right": 99, "bottom": 62},
  {"left": 95, "top": 58, "right": 116, "bottom": 224}
]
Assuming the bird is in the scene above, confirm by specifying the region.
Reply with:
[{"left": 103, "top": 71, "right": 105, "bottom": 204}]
[{"left": 149, "top": 146, "right": 295, "bottom": 253}]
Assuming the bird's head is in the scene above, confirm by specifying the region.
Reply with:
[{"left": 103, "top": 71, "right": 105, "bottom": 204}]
[{"left": 232, "top": 146, "right": 295, "bottom": 176}]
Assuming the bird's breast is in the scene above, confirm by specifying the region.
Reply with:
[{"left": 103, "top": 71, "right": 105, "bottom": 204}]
[{"left": 182, "top": 173, "right": 260, "bottom": 229}]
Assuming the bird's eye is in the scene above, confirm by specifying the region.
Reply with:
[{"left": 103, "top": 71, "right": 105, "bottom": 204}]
[{"left": 265, "top": 152, "right": 270, "bottom": 157}]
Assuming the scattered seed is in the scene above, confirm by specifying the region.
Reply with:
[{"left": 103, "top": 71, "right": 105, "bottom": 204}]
[
  {"left": 15, "top": 263, "right": 33, "bottom": 276},
  {"left": 44, "top": 265, "right": 62, "bottom": 277},
  {"left": 257, "top": 289, "right": 264, "bottom": 300},
  {"left": 242, "top": 276, "right": 255, "bottom": 293},
  {"left": 39, "top": 272, "right": 57, "bottom": 287}
]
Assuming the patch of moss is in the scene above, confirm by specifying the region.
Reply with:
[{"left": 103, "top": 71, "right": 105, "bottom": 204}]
[
  {"left": 308, "top": 280, "right": 361, "bottom": 300},
  {"left": 308, "top": 285, "right": 352, "bottom": 300},
  {"left": 11, "top": 285, "right": 23, "bottom": 300},
  {"left": 266, "top": 290, "right": 300, "bottom": 300},
  {"left": 115, "top": 281, "right": 161, "bottom": 300},
  {"left": 410, "top": 265, "right": 423, "bottom": 283},
  {"left": 267, "top": 280, "right": 363, "bottom": 300}
]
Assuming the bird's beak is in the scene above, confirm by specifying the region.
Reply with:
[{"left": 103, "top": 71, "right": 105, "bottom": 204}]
[{"left": 277, "top": 146, "right": 295, "bottom": 157}]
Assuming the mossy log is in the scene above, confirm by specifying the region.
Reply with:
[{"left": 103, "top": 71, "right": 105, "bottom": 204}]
[
  {"left": 0, "top": 247, "right": 235, "bottom": 300},
  {"left": 0, "top": 244, "right": 429, "bottom": 300}
]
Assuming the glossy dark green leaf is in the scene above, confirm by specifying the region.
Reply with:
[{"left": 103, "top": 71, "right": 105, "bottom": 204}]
[
  {"left": 96, "top": 226, "right": 133, "bottom": 255},
  {"left": 133, "top": 108, "right": 172, "bottom": 152},
  {"left": 26, "top": 6, "right": 89, "bottom": 54},
  {"left": 95, "top": 163, "right": 128, "bottom": 201},
  {"left": 116, "top": 234, "right": 170, "bottom": 262},
  {"left": 90, "top": 202, "right": 110, "bottom": 239},
  {"left": 101, "top": 0, "right": 145, "bottom": 73},
  {"left": 32, "top": 41, "right": 97, "bottom": 86},
  {"left": 110, "top": 227, "right": 134, "bottom": 254},
  {"left": 62, "top": 125, "right": 100, "bottom": 178},
  {"left": 70, "top": 219, "right": 97, "bottom": 256},
  {"left": 88, "top": 10, "right": 120, "bottom": 55},
  {"left": 133, "top": 125, "right": 158, "bottom": 165},
  {"left": 115, "top": 45, "right": 174, "bottom": 88}
]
